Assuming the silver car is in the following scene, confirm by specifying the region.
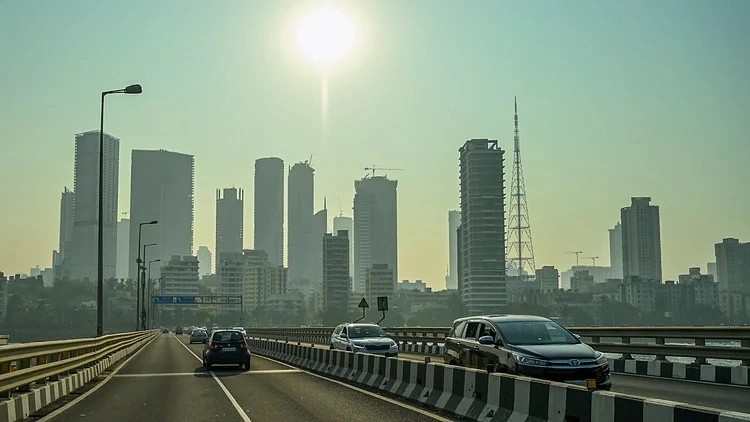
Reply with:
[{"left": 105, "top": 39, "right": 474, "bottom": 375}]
[
  {"left": 329, "top": 323, "right": 398, "bottom": 357},
  {"left": 189, "top": 329, "right": 208, "bottom": 344}
]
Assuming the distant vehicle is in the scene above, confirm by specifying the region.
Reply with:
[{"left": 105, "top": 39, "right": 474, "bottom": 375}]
[
  {"left": 329, "top": 323, "right": 398, "bottom": 357},
  {"left": 175, "top": 327, "right": 183, "bottom": 335},
  {"left": 443, "top": 315, "right": 611, "bottom": 390},
  {"left": 231, "top": 327, "right": 247, "bottom": 338},
  {"left": 189, "top": 329, "right": 208, "bottom": 344},
  {"left": 203, "top": 329, "right": 251, "bottom": 370},
  {"left": 161, "top": 328, "right": 169, "bottom": 334}
]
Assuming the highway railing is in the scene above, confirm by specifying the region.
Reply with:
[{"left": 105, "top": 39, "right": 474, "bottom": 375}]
[
  {"left": 0, "top": 330, "right": 157, "bottom": 395},
  {"left": 245, "top": 326, "right": 750, "bottom": 366}
]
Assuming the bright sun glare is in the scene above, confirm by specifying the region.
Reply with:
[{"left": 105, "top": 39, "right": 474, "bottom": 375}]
[{"left": 295, "top": 7, "right": 355, "bottom": 65}]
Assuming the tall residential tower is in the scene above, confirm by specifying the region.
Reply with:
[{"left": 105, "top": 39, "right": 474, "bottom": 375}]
[
  {"left": 215, "top": 187, "right": 244, "bottom": 256},
  {"left": 254, "top": 158, "right": 284, "bottom": 267},
  {"left": 459, "top": 139, "right": 507, "bottom": 314},
  {"left": 621, "top": 197, "right": 662, "bottom": 281}
]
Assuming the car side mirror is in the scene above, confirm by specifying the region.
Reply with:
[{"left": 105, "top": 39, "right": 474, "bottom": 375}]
[
  {"left": 478, "top": 335, "right": 495, "bottom": 345},
  {"left": 340, "top": 333, "right": 347, "bottom": 339},
  {"left": 574, "top": 334, "right": 582, "bottom": 340}
]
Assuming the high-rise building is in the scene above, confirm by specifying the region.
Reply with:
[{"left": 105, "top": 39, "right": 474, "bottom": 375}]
[
  {"left": 535, "top": 266, "right": 559, "bottom": 292},
  {"left": 459, "top": 139, "right": 507, "bottom": 314},
  {"left": 197, "top": 246, "right": 212, "bottom": 277},
  {"left": 128, "top": 149, "right": 194, "bottom": 280},
  {"left": 288, "top": 162, "right": 314, "bottom": 285},
  {"left": 353, "top": 176, "right": 398, "bottom": 293},
  {"left": 715, "top": 238, "right": 750, "bottom": 293},
  {"left": 240, "top": 250, "right": 270, "bottom": 312},
  {"left": 323, "top": 230, "right": 350, "bottom": 315},
  {"left": 217, "top": 251, "right": 243, "bottom": 314},
  {"left": 254, "top": 157, "right": 284, "bottom": 267},
  {"left": 365, "top": 264, "right": 395, "bottom": 306},
  {"left": 311, "top": 205, "right": 328, "bottom": 286},
  {"left": 67, "top": 131, "right": 119, "bottom": 281},
  {"left": 608, "top": 223, "right": 623, "bottom": 279},
  {"left": 333, "top": 215, "right": 353, "bottom": 283},
  {"left": 161, "top": 255, "right": 199, "bottom": 309},
  {"left": 621, "top": 197, "right": 662, "bottom": 282},
  {"left": 116, "top": 218, "right": 130, "bottom": 280},
  {"left": 447, "top": 210, "right": 461, "bottom": 290},
  {"left": 570, "top": 270, "right": 595, "bottom": 293},
  {"left": 216, "top": 188, "right": 244, "bottom": 256},
  {"left": 54, "top": 187, "right": 75, "bottom": 280}
]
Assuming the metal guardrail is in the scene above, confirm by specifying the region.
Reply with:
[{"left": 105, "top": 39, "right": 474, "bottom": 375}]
[
  {"left": 245, "top": 326, "right": 750, "bottom": 366},
  {"left": 0, "top": 330, "right": 157, "bottom": 395}
]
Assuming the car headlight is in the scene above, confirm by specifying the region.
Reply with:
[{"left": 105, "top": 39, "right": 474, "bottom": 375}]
[
  {"left": 512, "top": 353, "right": 548, "bottom": 366},
  {"left": 389, "top": 341, "right": 398, "bottom": 349},
  {"left": 351, "top": 343, "right": 366, "bottom": 350},
  {"left": 595, "top": 352, "right": 608, "bottom": 365}
]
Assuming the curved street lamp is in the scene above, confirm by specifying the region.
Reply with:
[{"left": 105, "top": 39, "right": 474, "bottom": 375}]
[{"left": 97, "top": 84, "right": 142, "bottom": 337}]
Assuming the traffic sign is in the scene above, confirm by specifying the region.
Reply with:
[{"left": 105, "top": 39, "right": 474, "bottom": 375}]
[
  {"left": 153, "top": 295, "right": 242, "bottom": 305},
  {"left": 377, "top": 296, "right": 388, "bottom": 311},
  {"left": 358, "top": 297, "right": 369, "bottom": 308}
]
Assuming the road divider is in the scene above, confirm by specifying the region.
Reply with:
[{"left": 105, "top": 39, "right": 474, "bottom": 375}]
[{"left": 249, "top": 338, "right": 750, "bottom": 422}]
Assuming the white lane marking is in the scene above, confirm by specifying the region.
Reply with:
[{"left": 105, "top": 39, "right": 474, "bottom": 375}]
[
  {"left": 172, "top": 334, "right": 252, "bottom": 422},
  {"left": 255, "top": 354, "right": 452, "bottom": 421},
  {"left": 37, "top": 334, "right": 158, "bottom": 422},
  {"left": 113, "top": 369, "right": 301, "bottom": 378}
]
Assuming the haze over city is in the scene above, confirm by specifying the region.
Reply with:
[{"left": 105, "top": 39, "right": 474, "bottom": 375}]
[{"left": 2, "top": 0, "right": 749, "bottom": 288}]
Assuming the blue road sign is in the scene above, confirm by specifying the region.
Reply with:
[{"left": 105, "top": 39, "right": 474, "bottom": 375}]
[
  {"left": 153, "top": 295, "right": 196, "bottom": 304},
  {"left": 153, "top": 295, "right": 242, "bottom": 305}
]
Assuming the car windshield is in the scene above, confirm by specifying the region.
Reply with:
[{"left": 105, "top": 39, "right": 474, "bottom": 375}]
[
  {"left": 212, "top": 331, "right": 245, "bottom": 342},
  {"left": 497, "top": 321, "right": 578, "bottom": 345},
  {"left": 348, "top": 325, "right": 385, "bottom": 338}
]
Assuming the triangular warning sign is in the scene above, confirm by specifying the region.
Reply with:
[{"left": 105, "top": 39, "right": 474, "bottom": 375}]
[{"left": 358, "top": 297, "right": 369, "bottom": 308}]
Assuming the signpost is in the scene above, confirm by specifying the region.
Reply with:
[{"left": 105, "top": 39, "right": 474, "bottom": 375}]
[
  {"left": 354, "top": 297, "right": 369, "bottom": 323},
  {"left": 153, "top": 295, "right": 244, "bottom": 324},
  {"left": 377, "top": 296, "right": 388, "bottom": 324}
]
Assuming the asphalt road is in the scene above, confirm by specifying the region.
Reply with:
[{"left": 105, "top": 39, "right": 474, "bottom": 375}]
[{"left": 38, "top": 334, "right": 454, "bottom": 422}]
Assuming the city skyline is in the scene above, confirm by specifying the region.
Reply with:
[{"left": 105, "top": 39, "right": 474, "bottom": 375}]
[{"left": 2, "top": 1, "right": 749, "bottom": 289}]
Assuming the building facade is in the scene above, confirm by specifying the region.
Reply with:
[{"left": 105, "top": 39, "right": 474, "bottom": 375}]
[
  {"left": 459, "top": 139, "right": 507, "bottom": 314},
  {"left": 197, "top": 246, "right": 212, "bottom": 277},
  {"left": 66, "top": 131, "right": 119, "bottom": 281},
  {"left": 353, "top": 176, "right": 398, "bottom": 293},
  {"left": 323, "top": 230, "right": 350, "bottom": 315},
  {"left": 448, "top": 210, "right": 461, "bottom": 290},
  {"left": 608, "top": 222, "right": 623, "bottom": 279},
  {"left": 715, "top": 238, "right": 750, "bottom": 318},
  {"left": 128, "top": 149, "right": 194, "bottom": 280},
  {"left": 287, "top": 162, "right": 315, "bottom": 286},
  {"left": 332, "top": 216, "right": 353, "bottom": 282},
  {"left": 216, "top": 188, "right": 244, "bottom": 257},
  {"left": 621, "top": 197, "right": 662, "bottom": 281},
  {"left": 161, "top": 255, "right": 199, "bottom": 309},
  {"left": 254, "top": 157, "right": 284, "bottom": 267},
  {"left": 365, "top": 264, "right": 395, "bottom": 306},
  {"left": 535, "top": 266, "right": 559, "bottom": 292}
]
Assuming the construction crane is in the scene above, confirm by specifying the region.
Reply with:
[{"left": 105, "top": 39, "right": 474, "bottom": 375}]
[
  {"left": 565, "top": 251, "right": 583, "bottom": 267},
  {"left": 364, "top": 166, "right": 404, "bottom": 178},
  {"left": 584, "top": 256, "right": 600, "bottom": 266}
]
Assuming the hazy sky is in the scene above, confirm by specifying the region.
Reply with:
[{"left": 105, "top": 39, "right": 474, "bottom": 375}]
[{"left": 1, "top": 0, "right": 749, "bottom": 289}]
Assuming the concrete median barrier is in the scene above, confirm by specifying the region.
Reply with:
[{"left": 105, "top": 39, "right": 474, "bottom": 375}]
[{"left": 249, "top": 338, "right": 750, "bottom": 422}]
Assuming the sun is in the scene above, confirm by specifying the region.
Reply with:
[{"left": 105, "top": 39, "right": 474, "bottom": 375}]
[{"left": 295, "top": 7, "right": 355, "bottom": 65}]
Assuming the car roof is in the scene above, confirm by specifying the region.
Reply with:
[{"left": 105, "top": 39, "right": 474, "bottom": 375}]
[
  {"left": 452, "top": 314, "right": 552, "bottom": 324},
  {"left": 342, "top": 323, "right": 381, "bottom": 328}
]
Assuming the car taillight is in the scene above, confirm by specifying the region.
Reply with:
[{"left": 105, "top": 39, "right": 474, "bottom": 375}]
[
  {"left": 240, "top": 342, "right": 247, "bottom": 349},
  {"left": 210, "top": 342, "right": 219, "bottom": 350}
]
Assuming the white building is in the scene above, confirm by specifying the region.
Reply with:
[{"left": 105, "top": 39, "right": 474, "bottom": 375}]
[
  {"left": 197, "top": 246, "right": 212, "bottom": 277},
  {"left": 161, "top": 256, "right": 199, "bottom": 309}
]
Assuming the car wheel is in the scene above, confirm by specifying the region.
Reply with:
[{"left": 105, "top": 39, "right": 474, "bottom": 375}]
[
  {"left": 243, "top": 359, "right": 251, "bottom": 371},
  {"left": 329, "top": 343, "right": 334, "bottom": 350}
]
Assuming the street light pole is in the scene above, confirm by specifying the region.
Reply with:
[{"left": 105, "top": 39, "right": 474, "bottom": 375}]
[
  {"left": 148, "top": 259, "right": 161, "bottom": 329},
  {"left": 136, "top": 221, "right": 157, "bottom": 330},
  {"left": 141, "top": 243, "right": 156, "bottom": 330},
  {"left": 98, "top": 83, "right": 142, "bottom": 337}
]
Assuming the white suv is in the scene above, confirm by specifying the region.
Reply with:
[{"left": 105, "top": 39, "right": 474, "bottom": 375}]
[{"left": 329, "top": 323, "right": 398, "bottom": 357}]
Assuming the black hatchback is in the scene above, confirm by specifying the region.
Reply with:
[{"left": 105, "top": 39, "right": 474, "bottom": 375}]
[
  {"left": 443, "top": 315, "right": 611, "bottom": 390},
  {"left": 203, "top": 330, "right": 251, "bottom": 371}
]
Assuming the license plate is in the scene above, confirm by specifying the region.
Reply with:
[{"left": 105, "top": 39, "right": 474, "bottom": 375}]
[
  {"left": 222, "top": 347, "right": 236, "bottom": 352},
  {"left": 566, "top": 379, "right": 597, "bottom": 389}
]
